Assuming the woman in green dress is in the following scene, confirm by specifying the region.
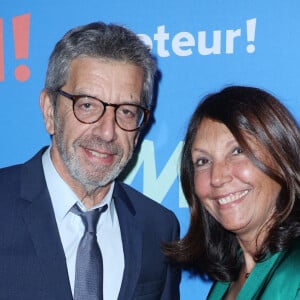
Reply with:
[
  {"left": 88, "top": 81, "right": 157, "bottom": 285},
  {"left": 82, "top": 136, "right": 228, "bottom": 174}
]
[{"left": 164, "top": 86, "right": 300, "bottom": 299}]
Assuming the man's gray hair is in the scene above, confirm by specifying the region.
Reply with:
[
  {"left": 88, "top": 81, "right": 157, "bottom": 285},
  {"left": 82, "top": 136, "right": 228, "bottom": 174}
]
[{"left": 45, "top": 22, "right": 157, "bottom": 108}]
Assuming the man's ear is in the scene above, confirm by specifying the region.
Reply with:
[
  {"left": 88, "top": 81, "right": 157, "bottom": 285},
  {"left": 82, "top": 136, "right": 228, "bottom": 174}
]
[{"left": 40, "top": 89, "right": 55, "bottom": 135}]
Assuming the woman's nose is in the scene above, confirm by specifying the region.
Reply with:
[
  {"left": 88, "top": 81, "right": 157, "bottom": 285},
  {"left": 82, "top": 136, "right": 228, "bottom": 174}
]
[{"left": 210, "top": 160, "right": 233, "bottom": 187}]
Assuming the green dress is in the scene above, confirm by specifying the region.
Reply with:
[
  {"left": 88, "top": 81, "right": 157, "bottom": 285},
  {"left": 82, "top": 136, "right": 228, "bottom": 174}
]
[{"left": 207, "top": 240, "right": 300, "bottom": 299}]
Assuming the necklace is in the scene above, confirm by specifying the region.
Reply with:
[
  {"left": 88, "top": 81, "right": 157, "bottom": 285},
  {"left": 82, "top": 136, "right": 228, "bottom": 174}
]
[{"left": 245, "top": 272, "right": 250, "bottom": 279}]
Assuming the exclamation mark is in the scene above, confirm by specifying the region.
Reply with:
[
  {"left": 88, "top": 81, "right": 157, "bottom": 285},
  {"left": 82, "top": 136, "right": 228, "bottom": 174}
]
[
  {"left": 0, "top": 18, "right": 4, "bottom": 81},
  {"left": 246, "top": 18, "right": 256, "bottom": 54},
  {"left": 12, "top": 13, "right": 30, "bottom": 82}
]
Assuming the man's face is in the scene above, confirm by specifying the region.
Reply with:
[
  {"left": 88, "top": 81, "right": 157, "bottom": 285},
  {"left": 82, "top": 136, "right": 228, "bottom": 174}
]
[{"left": 41, "top": 57, "right": 144, "bottom": 194}]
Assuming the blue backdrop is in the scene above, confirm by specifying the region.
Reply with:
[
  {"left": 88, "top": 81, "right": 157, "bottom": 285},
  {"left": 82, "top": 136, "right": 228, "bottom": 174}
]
[{"left": 1, "top": 1, "right": 300, "bottom": 299}]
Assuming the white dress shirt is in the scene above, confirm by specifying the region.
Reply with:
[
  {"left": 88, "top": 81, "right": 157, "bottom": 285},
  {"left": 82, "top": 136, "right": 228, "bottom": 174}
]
[{"left": 42, "top": 147, "right": 124, "bottom": 300}]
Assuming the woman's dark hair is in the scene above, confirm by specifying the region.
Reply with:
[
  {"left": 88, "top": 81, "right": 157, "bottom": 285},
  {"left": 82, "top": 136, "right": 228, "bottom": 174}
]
[{"left": 164, "top": 85, "right": 300, "bottom": 281}]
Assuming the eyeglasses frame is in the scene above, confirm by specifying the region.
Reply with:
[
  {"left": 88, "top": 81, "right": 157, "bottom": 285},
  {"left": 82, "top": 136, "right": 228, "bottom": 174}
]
[{"left": 56, "top": 89, "right": 150, "bottom": 132}]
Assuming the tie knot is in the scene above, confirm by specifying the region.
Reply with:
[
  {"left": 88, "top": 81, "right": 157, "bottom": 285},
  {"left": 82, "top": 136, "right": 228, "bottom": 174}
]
[{"left": 72, "top": 204, "right": 108, "bottom": 233}]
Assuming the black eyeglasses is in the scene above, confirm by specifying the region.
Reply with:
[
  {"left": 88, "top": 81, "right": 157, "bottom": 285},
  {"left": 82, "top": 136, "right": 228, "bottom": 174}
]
[{"left": 56, "top": 89, "right": 150, "bottom": 131}]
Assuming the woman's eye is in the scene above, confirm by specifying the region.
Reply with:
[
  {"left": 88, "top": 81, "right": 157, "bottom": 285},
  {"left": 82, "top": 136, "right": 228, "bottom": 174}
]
[
  {"left": 232, "top": 146, "right": 243, "bottom": 155},
  {"left": 196, "top": 158, "right": 210, "bottom": 167}
]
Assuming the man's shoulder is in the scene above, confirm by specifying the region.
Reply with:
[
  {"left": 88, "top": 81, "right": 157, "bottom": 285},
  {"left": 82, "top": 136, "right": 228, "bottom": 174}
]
[
  {"left": 0, "top": 163, "right": 22, "bottom": 184},
  {"left": 1, "top": 147, "right": 47, "bottom": 171},
  {"left": 115, "top": 181, "right": 180, "bottom": 236},
  {"left": 115, "top": 181, "right": 178, "bottom": 221},
  {"left": 116, "top": 181, "right": 171, "bottom": 211},
  {"left": 0, "top": 147, "right": 47, "bottom": 188}
]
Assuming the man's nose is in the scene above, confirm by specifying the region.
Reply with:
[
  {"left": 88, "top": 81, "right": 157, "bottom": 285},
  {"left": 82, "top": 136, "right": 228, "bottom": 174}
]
[{"left": 91, "top": 107, "right": 117, "bottom": 142}]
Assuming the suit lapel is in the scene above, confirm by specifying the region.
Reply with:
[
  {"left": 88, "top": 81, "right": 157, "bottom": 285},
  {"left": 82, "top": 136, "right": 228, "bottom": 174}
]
[
  {"left": 20, "top": 149, "right": 73, "bottom": 299},
  {"left": 113, "top": 182, "right": 143, "bottom": 300}
]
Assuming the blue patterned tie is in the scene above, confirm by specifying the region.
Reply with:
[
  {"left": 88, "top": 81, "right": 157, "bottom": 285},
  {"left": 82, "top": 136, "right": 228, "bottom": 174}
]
[{"left": 72, "top": 204, "right": 108, "bottom": 300}]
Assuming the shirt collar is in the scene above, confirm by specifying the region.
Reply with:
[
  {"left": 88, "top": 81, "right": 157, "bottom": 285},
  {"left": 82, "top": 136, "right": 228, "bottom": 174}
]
[{"left": 42, "top": 146, "right": 116, "bottom": 225}]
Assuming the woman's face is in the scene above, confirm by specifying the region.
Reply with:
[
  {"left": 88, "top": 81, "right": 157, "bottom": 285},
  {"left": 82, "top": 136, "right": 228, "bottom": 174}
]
[{"left": 191, "top": 118, "right": 281, "bottom": 240}]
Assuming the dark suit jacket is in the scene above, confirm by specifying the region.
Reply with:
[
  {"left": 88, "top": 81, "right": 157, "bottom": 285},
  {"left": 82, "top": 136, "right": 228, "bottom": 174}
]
[{"left": 0, "top": 148, "right": 181, "bottom": 300}]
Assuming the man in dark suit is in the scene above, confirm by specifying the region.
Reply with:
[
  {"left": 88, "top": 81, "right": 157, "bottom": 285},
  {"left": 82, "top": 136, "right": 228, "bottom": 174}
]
[{"left": 0, "top": 22, "right": 180, "bottom": 300}]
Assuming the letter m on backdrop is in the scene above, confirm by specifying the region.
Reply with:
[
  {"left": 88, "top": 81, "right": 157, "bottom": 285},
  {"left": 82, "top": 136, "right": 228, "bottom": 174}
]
[{"left": 124, "top": 139, "right": 187, "bottom": 207}]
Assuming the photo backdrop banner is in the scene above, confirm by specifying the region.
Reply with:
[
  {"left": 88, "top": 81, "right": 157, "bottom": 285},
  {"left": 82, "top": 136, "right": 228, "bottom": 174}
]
[{"left": 1, "top": 1, "right": 300, "bottom": 299}]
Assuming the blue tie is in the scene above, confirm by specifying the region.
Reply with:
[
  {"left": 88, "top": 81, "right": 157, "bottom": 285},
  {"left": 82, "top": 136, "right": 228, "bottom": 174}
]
[{"left": 72, "top": 204, "right": 108, "bottom": 300}]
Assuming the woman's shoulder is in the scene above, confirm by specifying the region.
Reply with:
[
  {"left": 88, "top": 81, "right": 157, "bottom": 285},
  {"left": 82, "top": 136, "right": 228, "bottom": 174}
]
[
  {"left": 206, "top": 281, "right": 230, "bottom": 299},
  {"left": 278, "top": 238, "right": 300, "bottom": 270},
  {"left": 206, "top": 242, "right": 300, "bottom": 300},
  {"left": 258, "top": 240, "right": 300, "bottom": 298}
]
